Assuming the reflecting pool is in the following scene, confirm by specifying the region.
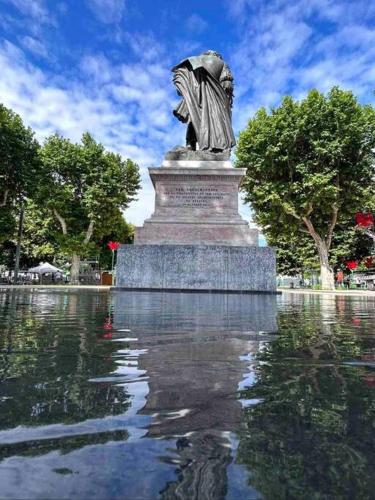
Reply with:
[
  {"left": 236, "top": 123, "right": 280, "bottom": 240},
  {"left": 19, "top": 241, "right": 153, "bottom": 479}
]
[{"left": 0, "top": 289, "right": 374, "bottom": 499}]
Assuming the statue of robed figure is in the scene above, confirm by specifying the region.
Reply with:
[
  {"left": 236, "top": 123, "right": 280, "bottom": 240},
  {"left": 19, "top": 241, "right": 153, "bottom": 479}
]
[{"left": 172, "top": 50, "right": 236, "bottom": 155}]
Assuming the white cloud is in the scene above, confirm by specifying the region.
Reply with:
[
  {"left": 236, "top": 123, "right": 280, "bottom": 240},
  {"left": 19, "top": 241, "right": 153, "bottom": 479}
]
[
  {"left": 20, "top": 35, "right": 48, "bottom": 58},
  {"left": 80, "top": 54, "right": 114, "bottom": 83},
  {"left": 85, "top": 0, "right": 125, "bottom": 24},
  {"left": 2, "top": 0, "right": 56, "bottom": 34},
  {"left": 186, "top": 14, "right": 208, "bottom": 34},
  {"left": 125, "top": 32, "right": 165, "bottom": 62},
  {"left": 4, "top": 0, "right": 49, "bottom": 20}
]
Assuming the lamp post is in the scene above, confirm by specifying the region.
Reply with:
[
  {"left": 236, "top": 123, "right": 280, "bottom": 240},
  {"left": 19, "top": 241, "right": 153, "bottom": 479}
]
[{"left": 107, "top": 241, "right": 120, "bottom": 285}]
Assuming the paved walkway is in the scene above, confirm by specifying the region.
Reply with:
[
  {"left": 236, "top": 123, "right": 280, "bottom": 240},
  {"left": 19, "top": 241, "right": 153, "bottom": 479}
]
[{"left": 279, "top": 288, "right": 375, "bottom": 297}]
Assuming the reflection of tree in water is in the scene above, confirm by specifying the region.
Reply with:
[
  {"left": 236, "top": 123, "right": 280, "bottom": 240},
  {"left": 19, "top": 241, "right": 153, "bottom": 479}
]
[
  {"left": 0, "top": 291, "right": 130, "bottom": 430},
  {"left": 0, "top": 429, "right": 129, "bottom": 462},
  {"left": 237, "top": 296, "right": 375, "bottom": 499}
]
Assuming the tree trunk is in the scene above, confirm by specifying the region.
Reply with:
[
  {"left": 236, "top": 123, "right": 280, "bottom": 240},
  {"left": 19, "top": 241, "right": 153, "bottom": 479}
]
[
  {"left": 70, "top": 254, "right": 80, "bottom": 285},
  {"left": 0, "top": 189, "right": 9, "bottom": 207},
  {"left": 316, "top": 240, "right": 335, "bottom": 290},
  {"left": 302, "top": 215, "right": 336, "bottom": 291},
  {"left": 14, "top": 203, "right": 25, "bottom": 284}
]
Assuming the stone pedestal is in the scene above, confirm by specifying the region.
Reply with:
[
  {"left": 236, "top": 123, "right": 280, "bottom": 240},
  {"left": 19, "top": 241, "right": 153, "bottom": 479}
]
[
  {"left": 116, "top": 158, "right": 277, "bottom": 293},
  {"left": 135, "top": 160, "right": 258, "bottom": 246},
  {"left": 116, "top": 245, "right": 276, "bottom": 292}
]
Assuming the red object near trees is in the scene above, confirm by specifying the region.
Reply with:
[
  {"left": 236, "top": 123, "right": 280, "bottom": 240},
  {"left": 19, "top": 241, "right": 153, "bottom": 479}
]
[
  {"left": 346, "top": 260, "right": 358, "bottom": 270},
  {"left": 108, "top": 241, "right": 120, "bottom": 251},
  {"left": 355, "top": 212, "right": 374, "bottom": 228},
  {"left": 364, "top": 257, "right": 373, "bottom": 268}
]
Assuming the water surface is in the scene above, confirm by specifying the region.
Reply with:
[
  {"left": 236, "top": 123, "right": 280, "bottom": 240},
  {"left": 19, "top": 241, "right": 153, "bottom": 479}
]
[{"left": 0, "top": 290, "right": 374, "bottom": 499}]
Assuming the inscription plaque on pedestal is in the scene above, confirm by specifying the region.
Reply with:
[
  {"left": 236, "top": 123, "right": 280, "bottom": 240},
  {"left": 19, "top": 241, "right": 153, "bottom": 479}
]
[{"left": 161, "top": 185, "right": 227, "bottom": 208}]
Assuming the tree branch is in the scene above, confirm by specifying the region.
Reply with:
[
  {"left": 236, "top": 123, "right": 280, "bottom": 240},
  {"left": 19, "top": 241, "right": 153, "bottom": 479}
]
[
  {"left": 0, "top": 189, "right": 9, "bottom": 207},
  {"left": 306, "top": 202, "right": 313, "bottom": 216},
  {"left": 325, "top": 204, "right": 338, "bottom": 249},
  {"left": 53, "top": 209, "right": 67, "bottom": 235},
  {"left": 84, "top": 220, "right": 94, "bottom": 244},
  {"left": 283, "top": 201, "right": 300, "bottom": 220},
  {"left": 302, "top": 216, "right": 323, "bottom": 247}
]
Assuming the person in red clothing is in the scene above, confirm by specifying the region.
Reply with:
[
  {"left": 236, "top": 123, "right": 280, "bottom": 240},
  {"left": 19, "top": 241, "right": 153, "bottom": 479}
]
[{"left": 336, "top": 270, "right": 344, "bottom": 287}]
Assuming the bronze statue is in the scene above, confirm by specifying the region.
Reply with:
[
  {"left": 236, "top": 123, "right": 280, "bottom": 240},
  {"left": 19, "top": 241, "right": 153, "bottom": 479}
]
[{"left": 171, "top": 50, "right": 235, "bottom": 158}]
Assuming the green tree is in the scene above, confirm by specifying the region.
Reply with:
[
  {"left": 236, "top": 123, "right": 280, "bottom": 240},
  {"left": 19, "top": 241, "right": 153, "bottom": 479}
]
[
  {"left": 236, "top": 88, "right": 375, "bottom": 289},
  {"left": 9, "top": 202, "right": 134, "bottom": 271},
  {"left": 0, "top": 104, "right": 40, "bottom": 243},
  {"left": 273, "top": 216, "right": 373, "bottom": 277},
  {"left": 269, "top": 230, "right": 319, "bottom": 276},
  {"left": 38, "top": 133, "right": 140, "bottom": 283},
  {"left": 18, "top": 200, "right": 61, "bottom": 267}
]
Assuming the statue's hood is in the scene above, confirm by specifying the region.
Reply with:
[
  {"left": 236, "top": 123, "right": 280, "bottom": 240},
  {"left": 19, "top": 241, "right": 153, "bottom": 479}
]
[{"left": 172, "top": 54, "right": 224, "bottom": 80}]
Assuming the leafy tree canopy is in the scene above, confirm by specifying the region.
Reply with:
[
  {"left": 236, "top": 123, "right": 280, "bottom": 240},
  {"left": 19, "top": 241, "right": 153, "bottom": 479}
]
[
  {"left": 236, "top": 87, "right": 375, "bottom": 288},
  {"left": 38, "top": 132, "right": 140, "bottom": 251},
  {"left": 0, "top": 104, "right": 40, "bottom": 243},
  {"left": 34, "top": 132, "right": 140, "bottom": 282}
]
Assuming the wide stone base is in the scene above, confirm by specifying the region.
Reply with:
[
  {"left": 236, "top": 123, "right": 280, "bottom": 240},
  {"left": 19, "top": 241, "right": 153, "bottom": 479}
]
[{"left": 116, "top": 244, "right": 277, "bottom": 292}]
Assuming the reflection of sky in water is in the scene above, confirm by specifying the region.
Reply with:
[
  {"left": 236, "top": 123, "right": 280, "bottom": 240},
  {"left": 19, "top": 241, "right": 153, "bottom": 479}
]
[{"left": 0, "top": 290, "right": 374, "bottom": 499}]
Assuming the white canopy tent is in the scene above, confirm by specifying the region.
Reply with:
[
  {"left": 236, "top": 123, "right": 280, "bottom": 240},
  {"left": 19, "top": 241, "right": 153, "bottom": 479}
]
[{"left": 28, "top": 262, "right": 63, "bottom": 274}]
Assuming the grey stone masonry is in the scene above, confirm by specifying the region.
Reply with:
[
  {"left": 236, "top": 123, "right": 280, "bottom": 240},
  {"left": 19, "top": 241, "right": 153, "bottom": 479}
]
[
  {"left": 134, "top": 160, "right": 258, "bottom": 246},
  {"left": 116, "top": 244, "right": 277, "bottom": 293}
]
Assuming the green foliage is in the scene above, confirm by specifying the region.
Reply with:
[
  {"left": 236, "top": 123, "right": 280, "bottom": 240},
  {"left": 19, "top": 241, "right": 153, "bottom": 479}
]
[
  {"left": 0, "top": 105, "right": 140, "bottom": 271},
  {"left": 273, "top": 216, "right": 373, "bottom": 275},
  {"left": 269, "top": 230, "right": 319, "bottom": 275},
  {"left": 19, "top": 200, "right": 61, "bottom": 266},
  {"left": 330, "top": 216, "right": 374, "bottom": 267},
  {"left": 38, "top": 132, "right": 140, "bottom": 256},
  {"left": 0, "top": 104, "right": 40, "bottom": 242},
  {"left": 17, "top": 198, "right": 135, "bottom": 270},
  {"left": 236, "top": 88, "right": 375, "bottom": 273},
  {"left": 0, "top": 206, "right": 16, "bottom": 245}
]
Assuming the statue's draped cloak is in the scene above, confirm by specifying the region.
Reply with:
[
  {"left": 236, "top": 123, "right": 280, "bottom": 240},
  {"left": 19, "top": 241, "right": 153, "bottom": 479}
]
[{"left": 173, "top": 65, "right": 235, "bottom": 151}]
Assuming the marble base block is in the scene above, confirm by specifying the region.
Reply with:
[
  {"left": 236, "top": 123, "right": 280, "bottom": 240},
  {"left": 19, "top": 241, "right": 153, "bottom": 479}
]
[{"left": 116, "top": 244, "right": 277, "bottom": 293}]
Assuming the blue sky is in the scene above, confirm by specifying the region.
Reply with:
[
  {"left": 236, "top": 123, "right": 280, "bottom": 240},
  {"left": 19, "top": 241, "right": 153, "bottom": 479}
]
[{"left": 0, "top": 0, "right": 374, "bottom": 226}]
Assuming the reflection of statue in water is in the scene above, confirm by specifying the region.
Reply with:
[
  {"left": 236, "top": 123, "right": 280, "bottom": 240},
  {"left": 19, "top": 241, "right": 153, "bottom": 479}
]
[
  {"left": 170, "top": 50, "right": 236, "bottom": 160},
  {"left": 112, "top": 292, "right": 278, "bottom": 498}
]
